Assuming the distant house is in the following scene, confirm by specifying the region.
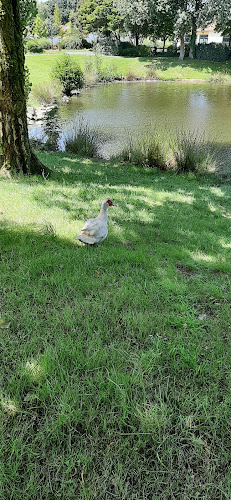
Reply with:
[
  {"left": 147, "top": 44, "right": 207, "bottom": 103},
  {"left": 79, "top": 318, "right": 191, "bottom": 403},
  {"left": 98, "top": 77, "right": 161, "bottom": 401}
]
[{"left": 185, "top": 24, "right": 230, "bottom": 46}]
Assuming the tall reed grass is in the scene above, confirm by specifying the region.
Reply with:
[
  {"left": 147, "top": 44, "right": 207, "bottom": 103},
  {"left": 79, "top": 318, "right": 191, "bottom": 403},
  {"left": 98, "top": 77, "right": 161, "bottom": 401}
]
[
  {"left": 64, "top": 120, "right": 101, "bottom": 157},
  {"left": 119, "top": 131, "right": 169, "bottom": 170},
  {"left": 118, "top": 129, "right": 216, "bottom": 174},
  {"left": 173, "top": 131, "right": 216, "bottom": 173}
]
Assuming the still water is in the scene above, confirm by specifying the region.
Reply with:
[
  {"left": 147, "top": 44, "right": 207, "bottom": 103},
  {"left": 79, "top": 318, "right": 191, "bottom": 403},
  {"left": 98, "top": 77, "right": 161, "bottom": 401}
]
[{"left": 29, "top": 81, "right": 231, "bottom": 172}]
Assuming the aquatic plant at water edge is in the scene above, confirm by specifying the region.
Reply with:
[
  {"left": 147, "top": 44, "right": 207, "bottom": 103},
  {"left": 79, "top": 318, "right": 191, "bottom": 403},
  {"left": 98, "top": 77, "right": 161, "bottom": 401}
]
[
  {"left": 64, "top": 120, "right": 101, "bottom": 157},
  {"left": 173, "top": 131, "right": 216, "bottom": 173},
  {"left": 32, "top": 82, "right": 62, "bottom": 105},
  {"left": 119, "top": 132, "right": 168, "bottom": 170}
]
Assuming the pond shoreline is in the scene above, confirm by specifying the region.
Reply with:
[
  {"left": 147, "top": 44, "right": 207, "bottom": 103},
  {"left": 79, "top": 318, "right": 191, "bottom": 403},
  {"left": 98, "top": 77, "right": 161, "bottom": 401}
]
[
  {"left": 28, "top": 79, "right": 231, "bottom": 179},
  {"left": 28, "top": 77, "right": 209, "bottom": 120}
]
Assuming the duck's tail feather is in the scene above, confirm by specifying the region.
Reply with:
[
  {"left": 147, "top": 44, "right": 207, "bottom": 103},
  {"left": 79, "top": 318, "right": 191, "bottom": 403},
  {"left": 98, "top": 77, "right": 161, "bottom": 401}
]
[{"left": 74, "top": 234, "right": 96, "bottom": 245}]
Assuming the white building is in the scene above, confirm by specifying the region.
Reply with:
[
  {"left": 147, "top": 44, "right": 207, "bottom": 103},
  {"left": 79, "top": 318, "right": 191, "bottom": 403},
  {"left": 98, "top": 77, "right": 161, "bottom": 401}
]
[{"left": 196, "top": 25, "right": 230, "bottom": 45}]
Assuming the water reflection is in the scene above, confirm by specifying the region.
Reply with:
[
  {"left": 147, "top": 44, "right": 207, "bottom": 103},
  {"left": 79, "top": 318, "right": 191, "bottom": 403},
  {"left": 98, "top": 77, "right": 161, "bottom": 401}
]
[
  {"left": 30, "top": 107, "right": 62, "bottom": 151},
  {"left": 28, "top": 82, "right": 231, "bottom": 169}
]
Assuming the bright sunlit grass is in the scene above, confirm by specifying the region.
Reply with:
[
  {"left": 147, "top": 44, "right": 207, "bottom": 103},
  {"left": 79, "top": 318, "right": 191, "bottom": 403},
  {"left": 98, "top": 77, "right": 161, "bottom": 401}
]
[
  {"left": 0, "top": 152, "right": 231, "bottom": 499},
  {"left": 26, "top": 52, "right": 231, "bottom": 105}
]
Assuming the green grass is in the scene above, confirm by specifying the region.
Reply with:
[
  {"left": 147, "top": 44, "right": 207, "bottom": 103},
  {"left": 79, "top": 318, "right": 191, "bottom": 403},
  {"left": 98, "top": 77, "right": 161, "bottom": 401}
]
[
  {"left": 26, "top": 52, "right": 231, "bottom": 105},
  {"left": 1, "top": 153, "right": 231, "bottom": 498}
]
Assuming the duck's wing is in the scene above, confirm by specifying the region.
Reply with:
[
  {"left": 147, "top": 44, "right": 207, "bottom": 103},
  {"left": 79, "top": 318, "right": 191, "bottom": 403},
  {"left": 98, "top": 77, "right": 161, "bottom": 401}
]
[{"left": 80, "top": 217, "right": 101, "bottom": 237}]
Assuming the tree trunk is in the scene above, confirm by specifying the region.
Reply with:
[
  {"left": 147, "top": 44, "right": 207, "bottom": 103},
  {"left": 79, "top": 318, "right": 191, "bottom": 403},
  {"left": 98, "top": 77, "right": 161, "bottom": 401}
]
[
  {"left": 189, "top": 16, "right": 197, "bottom": 58},
  {"left": 135, "top": 32, "right": 139, "bottom": 46},
  {"left": 179, "top": 37, "right": 185, "bottom": 61},
  {"left": 0, "top": 0, "right": 49, "bottom": 176},
  {"left": 162, "top": 37, "right": 166, "bottom": 53}
]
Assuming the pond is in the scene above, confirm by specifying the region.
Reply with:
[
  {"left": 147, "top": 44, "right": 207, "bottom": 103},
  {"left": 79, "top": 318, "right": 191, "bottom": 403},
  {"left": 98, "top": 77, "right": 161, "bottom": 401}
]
[{"left": 29, "top": 81, "right": 231, "bottom": 175}]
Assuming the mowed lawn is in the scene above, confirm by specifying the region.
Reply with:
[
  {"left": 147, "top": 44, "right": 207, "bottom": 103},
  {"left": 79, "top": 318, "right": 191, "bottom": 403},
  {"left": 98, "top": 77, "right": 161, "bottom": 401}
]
[
  {"left": 1, "top": 153, "right": 231, "bottom": 499},
  {"left": 25, "top": 51, "right": 231, "bottom": 91}
]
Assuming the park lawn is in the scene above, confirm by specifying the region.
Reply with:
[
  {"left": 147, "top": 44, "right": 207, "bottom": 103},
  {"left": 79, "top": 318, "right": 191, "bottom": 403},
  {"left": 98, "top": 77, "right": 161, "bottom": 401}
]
[
  {"left": 0, "top": 153, "right": 231, "bottom": 499},
  {"left": 25, "top": 52, "right": 231, "bottom": 102}
]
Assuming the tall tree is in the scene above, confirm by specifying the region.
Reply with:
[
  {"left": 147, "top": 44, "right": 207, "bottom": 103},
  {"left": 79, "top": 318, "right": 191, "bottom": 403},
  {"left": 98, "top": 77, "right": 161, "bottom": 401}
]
[
  {"left": 0, "top": 0, "right": 47, "bottom": 175},
  {"left": 78, "top": 0, "right": 123, "bottom": 37},
  {"left": 33, "top": 14, "right": 48, "bottom": 38},
  {"left": 149, "top": 0, "right": 175, "bottom": 52},
  {"left": 53, "top": 3, "right": 61, "bottom": 34},
  {"left": 116, "top": 0, "right": 150, "bottom": 45}
]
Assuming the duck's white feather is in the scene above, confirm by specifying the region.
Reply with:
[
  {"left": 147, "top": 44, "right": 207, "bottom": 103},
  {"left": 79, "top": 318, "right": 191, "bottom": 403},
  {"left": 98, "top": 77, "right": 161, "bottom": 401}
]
[{"left": 74, "top": 199, "right": 112, "bottom": 245}]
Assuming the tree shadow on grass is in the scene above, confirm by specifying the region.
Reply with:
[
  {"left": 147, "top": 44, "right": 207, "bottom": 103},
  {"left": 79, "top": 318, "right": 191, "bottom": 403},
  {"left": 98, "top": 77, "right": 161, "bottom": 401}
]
[
  {"left": 1, "top": 206, "right": 231, "bottom": 498},
  {"left": 138, "top": 56, "right": 231, "bottom": 77}
]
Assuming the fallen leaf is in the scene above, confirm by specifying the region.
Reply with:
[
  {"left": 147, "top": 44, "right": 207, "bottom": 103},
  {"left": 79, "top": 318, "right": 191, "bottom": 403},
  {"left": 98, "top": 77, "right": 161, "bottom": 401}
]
[
  {"left": 199, "top": 313, "right": 207, "bottom": 321},
  {"left": 204, "top": 446, "right": 210, "bottom": 456},
  {"left": 0, "top": 318, "right": 10, "bottom": 329}
]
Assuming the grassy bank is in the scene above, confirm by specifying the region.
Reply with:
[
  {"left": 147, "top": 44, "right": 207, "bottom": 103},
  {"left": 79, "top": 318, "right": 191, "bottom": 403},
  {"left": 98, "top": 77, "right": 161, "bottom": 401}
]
[
  {"left": 26, "top": 52, "right": 231, "bottom": 105},
  {"left": 1, "top": 153, "right": 231, "bottom": 499}
]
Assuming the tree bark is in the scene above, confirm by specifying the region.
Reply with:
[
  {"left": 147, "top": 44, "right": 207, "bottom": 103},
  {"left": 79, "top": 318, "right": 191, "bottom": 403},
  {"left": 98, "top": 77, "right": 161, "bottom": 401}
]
[
  {"left": 179, "top": 37, "right": 185, "bottom": 61},
  {"left": 0, "top": 0, "right": 49, "bottom": 176},
  {"left": 135, "top": 32, "right": 139, "bottom": 46},
  {"left": 189, "top": 15, "right": 197, "bottom": 59},
  {"left": 162, "top": 37, "right": 166, "bottom": 53}
]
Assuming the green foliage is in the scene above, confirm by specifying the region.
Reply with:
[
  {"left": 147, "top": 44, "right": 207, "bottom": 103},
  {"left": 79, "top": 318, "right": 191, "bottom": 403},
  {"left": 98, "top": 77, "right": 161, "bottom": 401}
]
[
  {"left": 196, "top": 42, "right": 230, "bottom": 62},
  {"left": 173, "top": 131, "right": 215, "bottom": 173},
  {"left": 96, "top": 35, "right": 119, "bottom": 55},
  {"left": 31, "top": 82, "right": 62, "bottom": 105},
  {"left": 53, "top": 3, "right": 61, "bottom": 35},
  {"left": 78, "top": 0, "right": 123, "bottom": 36},
  {"left": 166, "top": 43, "right": 178, "bottom": 56},
  {"left": 119, "top": 132, "right": 168, "bottom": 170},
  {"left": 26, "top": 38, "right": 52, "bottom": 53},
  {"left": 33, "top": 15, "right": 48, "bottom": 38},
  {"left": 60, "top": 34, "right": 92, "bottom": 50},
  {"left": 64, "top": 120, "right": 100, "bottom": 156},
  {"left": 118, "top": 43, "right": 152, "bottom": 57},
  {"left": 116, "top": 0, "right": 150, "bottom": 43},
  {"left": 52, "top": 53, "right": 84, "bottom": 96},
  {"left": 45, "top": 0, "right": 78, "bottom": 25},
  {"left": 61, "top": 34, "right": 83, "bottom": 49},
  {"left": 19, "top": 0, "right": 37, "bottom": 35}
]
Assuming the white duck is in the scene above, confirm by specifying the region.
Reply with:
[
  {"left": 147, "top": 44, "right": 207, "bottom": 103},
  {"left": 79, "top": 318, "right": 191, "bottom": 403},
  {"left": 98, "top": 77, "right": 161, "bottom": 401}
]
[{"left": 74, "top": 198, "right": 114, "bottom": 244}]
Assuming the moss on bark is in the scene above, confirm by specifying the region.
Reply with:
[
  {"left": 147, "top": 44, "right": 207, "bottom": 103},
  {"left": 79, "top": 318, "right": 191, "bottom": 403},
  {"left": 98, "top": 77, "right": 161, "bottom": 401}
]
[{"left": 0, "top": 0, "right": 50, "bottom": 176}]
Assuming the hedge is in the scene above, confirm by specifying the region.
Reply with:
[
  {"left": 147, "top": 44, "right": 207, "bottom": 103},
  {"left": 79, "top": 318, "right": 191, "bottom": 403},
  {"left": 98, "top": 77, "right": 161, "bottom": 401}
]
[{"left": 196, "top": 42, "right": 230, "bottom": 61}]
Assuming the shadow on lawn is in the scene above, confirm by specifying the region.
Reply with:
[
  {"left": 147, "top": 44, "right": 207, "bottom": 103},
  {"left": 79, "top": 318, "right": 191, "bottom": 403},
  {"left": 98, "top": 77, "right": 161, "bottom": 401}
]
[
  {"left": 2, "top": 158, "right": 230, "bottom": 276},
  {"left": 138, "top": 56, "right": 231, "bottom": 77}
]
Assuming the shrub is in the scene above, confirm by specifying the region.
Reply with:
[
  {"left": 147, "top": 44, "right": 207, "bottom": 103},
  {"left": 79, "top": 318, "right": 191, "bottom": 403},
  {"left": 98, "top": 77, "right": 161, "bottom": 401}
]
[
  {"left": 96, "top": 62, "right": 122, "bottom": 82},
  {"left": 145, "top": 67, "right": 158, "bottom": 80},
  {"left": 95, "top": 35, "right": 119, "bottom": 55},
  {"left": 26, "top": 40, "right": 43, "bottom": 53},
  {"left": 119, "top": 133, "right": 167, "bottom": 170},
  {"left": 61, "top": 34, "right": 82, "bottom": 50},
  {"left": 26, "top": 38, "right": 52, "bottom": 53},
  {"left": 84, "top": 55, "right": 122, "bottom": 84},
  {"left": 196, "top": 42, "right": 230, "bottom": 61},
  {"left": 166, "top": 44, "right": 178, "bottom": 57},
  {"left": 124, "top": 72, "right": 140, "bottom": 81},
  {"left": 208, "top": 72, "right": 231, "bottom": 84},
  {"left": 52, "top": 54, "right": 84, "bottom": 96},
  {"left": 64, "top": 120, "right": 100, "bottom": 157},
  {"left": 173, "top": 131, "right": 215, "bottom": 173},
  {"left": 118, "top": 43, "right": 152, "bottom": 57},
  {"left": 82, "top": 38, "right": 93, "bottom": 49}
]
